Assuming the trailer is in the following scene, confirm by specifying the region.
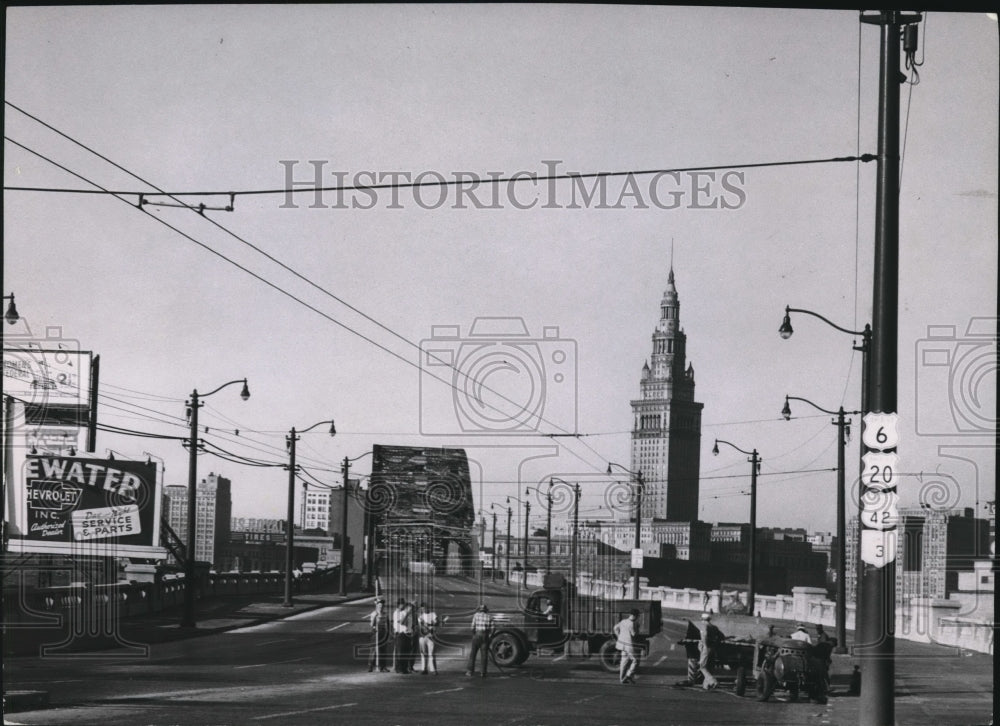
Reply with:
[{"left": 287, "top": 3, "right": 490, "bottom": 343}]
[{"left": 488, "top": 574, "right": 662, "bottom": 672}]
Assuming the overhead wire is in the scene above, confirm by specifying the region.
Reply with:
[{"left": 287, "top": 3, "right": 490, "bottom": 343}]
[
  {"left": 4, "top": 100, "right": 878, "bottom": 481},
  {"left": 4, "top": 122, "right": 609, "bottom": 477}
]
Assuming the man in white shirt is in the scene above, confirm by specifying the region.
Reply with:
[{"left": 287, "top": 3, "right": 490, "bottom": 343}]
[
  {"left": 791, "top": 624, "right": 812, "bottom": 644},
  {"left": 417, "top": 602, "right": 439, "bottom": 675},
  {"left": 613, "top": 609, "right": 640, "bottom": 684},
  {"left": 393, "top": 599, "right": 415, "bottom": 673}
]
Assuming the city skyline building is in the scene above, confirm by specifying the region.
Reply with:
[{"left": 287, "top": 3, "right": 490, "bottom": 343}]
[
  {"left": 629, "top": 266, "right": 704, "bottom": 521},
  {"left": 164, "top": 472, "right": 232, "bottom": 566}
]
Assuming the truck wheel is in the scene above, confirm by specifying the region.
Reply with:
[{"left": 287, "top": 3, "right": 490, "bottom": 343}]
[
  {"left": 490, "top": 632, "right": 525, "bottom": 668},
  {"left": 598, "top": 639, "right": 621, "bottom": 673},
  {"left": 735, "top": 665, "right": 747, "bottom": 696}
]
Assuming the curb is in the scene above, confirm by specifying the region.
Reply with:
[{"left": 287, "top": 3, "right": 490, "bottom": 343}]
[{"left": 3, "top": 689, "right": 50, "bottom": 714}]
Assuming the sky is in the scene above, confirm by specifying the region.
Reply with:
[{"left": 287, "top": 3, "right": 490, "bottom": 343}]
[{"left": 3, "top": 5, "right": 997, "bottom": 538}]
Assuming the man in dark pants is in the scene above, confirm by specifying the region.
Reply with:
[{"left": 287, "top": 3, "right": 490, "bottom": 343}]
[
  {"left": 367, "top": 597, "right": 390, "bottom": 672},
  {"left": 466, "top": 604, "right": 494, "bottom": 678},
  {"left": 393, "top": 599, "right": 415, "bottom": 673}
]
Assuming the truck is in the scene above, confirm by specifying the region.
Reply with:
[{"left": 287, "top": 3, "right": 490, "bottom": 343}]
[{"left": 488, "top": 573, "right": 662, "bottom": 672}]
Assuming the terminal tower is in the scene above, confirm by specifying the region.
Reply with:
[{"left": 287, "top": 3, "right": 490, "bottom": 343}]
[{"left": 629, "top": 267, "right": 703, "bottom": 521}]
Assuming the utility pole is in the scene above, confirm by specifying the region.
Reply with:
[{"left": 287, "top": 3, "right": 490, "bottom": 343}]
[
  {"left": 524, "top": 500, "right": 530, "bottom": 584},
  {"left": 340, "top": 456, "right": 350, "bottom": 595},
  {"left": 835, "top": 407, "right": 848, "bottom": 654},
  {"left": 748, "top": 451, "right": 759, "bottom": 616},
  {"left": 284, "top": 428, "right": 298, "bottom": 607},
  {"left": 570, "top": 483, "right": 580, "bottom": 592},
  {"left": 545, "top": 482, "right": 553, "bottom": 573},
  {"left": 505, "top": 505, "right": 512, "bottom": 585},
  {"left": 491, "top": 507, "right": 498, "bottom": 582},
  {"left": 858, "top": 11, "right": 920, "bottom": 726},
  {"left": 632, "top": 473, "right": 643, "bottom": 599}
]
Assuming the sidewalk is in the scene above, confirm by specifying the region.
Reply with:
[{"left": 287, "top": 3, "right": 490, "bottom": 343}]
[
  {"left": 3, "top": 588, "right": 375, "bottom": 713},
  {"left": 3, "top": 589, "right": 375, "bottom": 657}
]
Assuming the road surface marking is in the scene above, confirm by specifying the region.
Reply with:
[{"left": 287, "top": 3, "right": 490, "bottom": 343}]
[
  {"left": 325, "top": 622, "right": 350, "bottom": 632},
  {"left": 252, "top": 702, "right": 358, "bottom": 720},
  {"left": 425, "top": 687, "right": 464, "bottom": 695},
  {"left": 234, "top": 657, "right": 308, "bottom": 670},
  {"left": 255, "top": 639, "right": 289, "bottom": 647},
  {"left": 553, "top": 654, "right": 567, "bottom": 662},
  {"left": 654, "top": 656, "right": 667, "bottom": 665}
]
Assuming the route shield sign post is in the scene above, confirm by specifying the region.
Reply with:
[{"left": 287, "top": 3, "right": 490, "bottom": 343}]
[{"left": 860, "top": 412, "right": 899, "bottom": 568}]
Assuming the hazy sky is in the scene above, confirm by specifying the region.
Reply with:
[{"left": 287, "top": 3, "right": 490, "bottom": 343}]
[{"left": 4, "top": 5, "right": 997, "bottom": 536}]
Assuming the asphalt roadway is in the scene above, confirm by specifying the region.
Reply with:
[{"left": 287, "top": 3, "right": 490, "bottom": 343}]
[{"left": 3, "top": 575, "right": 994, "bottom": 726}]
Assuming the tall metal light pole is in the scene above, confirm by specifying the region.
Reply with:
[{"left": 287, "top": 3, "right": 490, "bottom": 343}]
[
  {"left": 284, "top": 419, "right": 336, "bottom": 607},
  {"left": 783, "top": 396, "right": 859, "bottom": 654},
  {"left": 607, "top": 463, "right": 644, "bottom": 599},
  {"left": 856, "top": 12, "right": 920, "bottom": 725},
  {"left": 570, "top": 482, "right": 580, "bottom": 592},
  {"left": 712, "top": 441, "right": 760, "bottom": 615},
  {"left": 182, "top": 378, "right": 249, "bottom": 628},
  {"left": 508, "top": 495, "right": 530, "bottom": 584},
  {"left": 526, "top": 484, "right": 552, "bottom": 573},
  {"left": 489, "top": 504, "right": 498, "bottom": 581},
  {"left": 780, "top": 305, "right": 871, "bottom": 606},
  {"left": 505, "top": 504, "right": 512, "bottom": 585},
  {"left": 340, "top": 450, "right": 373, "bottom": 596}
]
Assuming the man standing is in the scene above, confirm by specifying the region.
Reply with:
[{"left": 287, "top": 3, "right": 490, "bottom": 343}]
[
  {"left": 613, "top": 609, "right": 640, "bottom": 684},
  {"left": 697, "top": 612, "right": 720, "bottom": 689},
  {"left": 393, "top": 599, "right": 415, "bottom": 673},
  {"left": 417, "top": 602, "right": 439, "bottom": 675},
  {"left": 791, "top": 624, "right": 812, "bottom": 644},
  {"left": 466, "top": 603, "right": 494, "bottom": 678},
  {"left": 367, "top": 597, "right": 390, "bottom": 672}
]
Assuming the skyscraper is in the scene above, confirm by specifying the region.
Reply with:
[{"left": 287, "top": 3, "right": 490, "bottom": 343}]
[
  {"left": 629, "top": 267, "right": 703, "bottom": 521},
  {"left": 164, "top": 472, "right": 232, "bottom": 566}
]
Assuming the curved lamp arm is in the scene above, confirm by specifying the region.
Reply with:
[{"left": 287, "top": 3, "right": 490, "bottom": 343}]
[{"left": 780, "top": 305, "right": 870, "bottom": 340}]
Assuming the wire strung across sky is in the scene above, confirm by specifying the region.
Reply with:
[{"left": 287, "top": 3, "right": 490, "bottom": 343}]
[
  {"left": 4, "top": 100, "right": 874, "bottom": 484},
  {"left": 4, "top": 153, "right": 876, "bottom": 199},
  {"left": 3, "top": 124, "right": 614, "bottom": 476}
]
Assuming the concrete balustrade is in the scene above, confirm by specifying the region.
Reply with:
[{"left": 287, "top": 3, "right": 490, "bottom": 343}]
[
  {"left": 2, "top": 567, "right": 342, "bottom": 625},
  {"left": 551, "top": 572, "right": 992, "bottom": 655}
]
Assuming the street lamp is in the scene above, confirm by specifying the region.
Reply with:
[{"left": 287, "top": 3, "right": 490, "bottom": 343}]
[
  {"left": 181, "top": 377, "right": 250, "bottom": 628},
  {"left": 284, "top": 419, "right": 336, "bottom": 607},
  {"left": 489, "top": 504, "right": 499, "bottom": 581},
  {"left": 2, "top": 293, "right": 19, "bottom": 325},
  {"left": 504, "top": 501, "right": 512, "bottom": 585},
  {"left": 712, "top": 440, "right": 760, "bottom": 616},
  {"left": 340, "top": 449, "right": 372, "bottom": 596},
  {"left": 607, "top": 462, "right": 644, "bottom": 599},
  {"left": 526, "top": 483, "right": 553, "bottom": 573},
  {"left": 782, "top": 395, "right": 859, "bottom": 654},
  {"left": 780, "top": 304, "right": 871, "bottom": 607},
  {"left": 507, "top": 495, "right": 530, "bottom": 585}
]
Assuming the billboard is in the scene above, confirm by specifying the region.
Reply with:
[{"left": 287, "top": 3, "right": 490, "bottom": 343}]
[
  {"left": 7, "top": 454, "right": 166, "bottom": 559},
  {"left": 2, "top": 342, "right": 93, "bottom": 428}
]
